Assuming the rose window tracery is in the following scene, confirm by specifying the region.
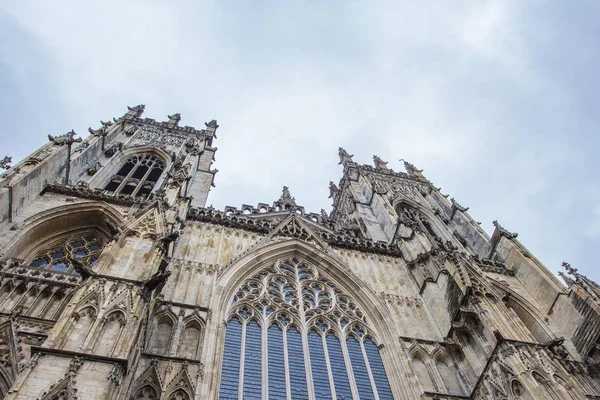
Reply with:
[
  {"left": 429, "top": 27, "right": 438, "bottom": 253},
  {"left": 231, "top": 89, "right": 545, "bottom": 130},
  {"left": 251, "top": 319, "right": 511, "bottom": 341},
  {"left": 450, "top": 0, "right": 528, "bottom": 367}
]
[{"left": 220, "top": 257, "right": 394, "bottom": 400}]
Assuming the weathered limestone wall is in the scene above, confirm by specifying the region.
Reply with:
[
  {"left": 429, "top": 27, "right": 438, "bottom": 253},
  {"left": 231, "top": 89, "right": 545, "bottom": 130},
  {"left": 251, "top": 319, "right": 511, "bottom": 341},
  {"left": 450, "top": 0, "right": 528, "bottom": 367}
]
[
  {"left": 494, "top": 236, "right": 566, "bottom": 315},
  {"left": 173, "top": 222, "right": 264, "bottom": 267}
]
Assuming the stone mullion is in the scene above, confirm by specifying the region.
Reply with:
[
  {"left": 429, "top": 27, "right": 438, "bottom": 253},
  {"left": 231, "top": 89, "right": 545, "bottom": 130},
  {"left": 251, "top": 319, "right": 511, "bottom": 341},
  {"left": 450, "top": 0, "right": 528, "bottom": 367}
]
[
  {"left": 283, "top": 326, "right": 292, "bottom": 400},
  {"left": 360, "top": 339, "right": 381, "bottom": 400},
  {"left": 108, "top": 319, "right": 126, "bottom": 357},
  {"left": 238, "top": 320, "right": 248, "bottom": 400},
  {"left": 0, "top": 283, "right": 16, "bottom": 308},
  {"left": 114, "top": 159, "right": 138, "bottom": 195},
  {"left": 121, "top": 235, "right": 143, "bottom": 278},
  {"left": 296, "top": 269, "right": 315, "bottom": 400},
  {"left": 24, "top": 284, "right": 49, "bottom": 316},
  {"left": 262, "top": 312, "right": 268, "bottom": 400},
  {"left": 426, "top": 358, "right": 445, "bottom": 393},
  {"left": 170, "top": 311, "right": 185, "bottom": 357},
  {"left": 340, "top": 329, "right": 361, "bottom": 400},
  {"left": 12, "top": 282, "right": 36, "bottom": 312},
  {"left": 131, "top": 162, "right": 154, "bottom": 197},
  {"left": 35, "top": 287, "right": 61, "bottom": 319},
  {"left": 321, "top": 333, "right": 337, "bottom": 400}
]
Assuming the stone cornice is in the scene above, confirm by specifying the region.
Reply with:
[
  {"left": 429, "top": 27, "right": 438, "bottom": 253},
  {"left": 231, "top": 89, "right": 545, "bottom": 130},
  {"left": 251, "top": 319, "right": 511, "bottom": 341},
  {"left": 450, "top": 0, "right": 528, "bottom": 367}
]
[
  {"left": 187, "top": 207, "right": 404, "bottom": 258},
  {"left": 43, "top": 184, "right": 140, "bottom": 207},
  {"left": 30, "top": 346, "right": 129, "bottom": 372},
  {"left": 124, "top": 115, "right": 207, "bottom": 137}
]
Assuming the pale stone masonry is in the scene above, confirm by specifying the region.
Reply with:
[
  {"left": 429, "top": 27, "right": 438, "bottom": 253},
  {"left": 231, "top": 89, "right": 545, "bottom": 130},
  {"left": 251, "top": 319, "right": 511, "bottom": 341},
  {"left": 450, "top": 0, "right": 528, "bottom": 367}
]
[{"left": 0, "top": 105, "right": 599, "bottom": 399}]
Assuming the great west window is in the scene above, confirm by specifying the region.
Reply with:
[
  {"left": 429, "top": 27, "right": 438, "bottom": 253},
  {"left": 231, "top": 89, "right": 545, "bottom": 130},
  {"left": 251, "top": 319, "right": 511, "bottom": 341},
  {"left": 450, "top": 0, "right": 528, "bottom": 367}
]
[{"left": 219, "top": 257, "right": 394, "bottom": 400}]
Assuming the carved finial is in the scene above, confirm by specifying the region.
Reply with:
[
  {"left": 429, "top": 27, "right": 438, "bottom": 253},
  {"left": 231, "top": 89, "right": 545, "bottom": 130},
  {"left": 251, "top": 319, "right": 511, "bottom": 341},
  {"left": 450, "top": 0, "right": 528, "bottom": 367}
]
[
  {"left": 492, "top": 220, "right": 518, "bottom": 239},
  {"left": 126, "top": 104, "right": 145, "bottom": 118},
  {"left": 328, "top": 181, "right": 339, "bottom": 199},
  {"left": 205, "top": 119, "right": 219, "bottom": 129},
  {"left": 562, "top": 261, "right": 577, "bottom": 275},
  {"left": 280, "top": 186, "right": 295, "bottom": 203},
  {"left": 450, "top": 198, "right": 469, "bottom": 212},
  {"left": 559, "top": 271, "right": 575, "bottom": 287},
  {"left": 167, "top": 113, "right": 182, "bottom": 126},
  {"left": 320, "top": 209, "right": 329, "bottom": 221},
  {"left": 338, "top": 147, "right": 354, "bottom": 165},
  {"left": 0, "top": 156, "right": 11, "bottom": 170},
  {"left": 400, "top": 158, "right": 423, "bottom": 175},
  {"left": 373, "top": 155, "right": 390, "bottom": 172}
]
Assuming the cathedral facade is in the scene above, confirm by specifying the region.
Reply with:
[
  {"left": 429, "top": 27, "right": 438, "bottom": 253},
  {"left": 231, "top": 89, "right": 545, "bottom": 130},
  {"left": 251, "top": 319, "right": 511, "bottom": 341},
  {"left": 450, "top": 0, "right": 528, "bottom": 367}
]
[{"left": 0, "top": 105, "right": 599, "bottom": 399}]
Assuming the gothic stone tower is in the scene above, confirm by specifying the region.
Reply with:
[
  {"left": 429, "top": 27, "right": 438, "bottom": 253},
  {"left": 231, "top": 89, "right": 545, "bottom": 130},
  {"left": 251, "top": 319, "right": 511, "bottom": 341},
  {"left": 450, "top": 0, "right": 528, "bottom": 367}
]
[{"left": 0, "top": 106, "right": 599, "bottom": 399}]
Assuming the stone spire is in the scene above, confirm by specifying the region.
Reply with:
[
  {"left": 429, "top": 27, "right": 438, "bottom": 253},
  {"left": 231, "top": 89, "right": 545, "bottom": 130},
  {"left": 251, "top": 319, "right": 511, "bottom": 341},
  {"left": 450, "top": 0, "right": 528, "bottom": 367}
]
[
  {"left": 338, "top": 147, "right": 354, "bottom": 166},
  {"left": 280, "top": 186, "right": 295, "bottom": 204},
  {"left": 400, "top": 158, "right": 424, "bottom": 177},
  {"left": 273, "top": 186, "right": 297, "bottom": 211}
]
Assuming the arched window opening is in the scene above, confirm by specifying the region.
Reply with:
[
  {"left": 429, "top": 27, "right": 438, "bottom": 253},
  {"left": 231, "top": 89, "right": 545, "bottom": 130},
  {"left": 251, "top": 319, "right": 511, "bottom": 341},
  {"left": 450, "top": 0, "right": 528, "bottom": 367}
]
[
  {"left": 133, "top": 385, "right": 159, "bottom": 400},
  {"left": 412, "top": 356, "right": 434, "bottom": 392},
  {"left": 104, "top": 154, "right": 165, "bottom": 198},
  {"left": 167, "top": 389, "right": 191, "bottom": 400},
  {"left": 436, "top": 359, "right": 463, "bottom": 395},
  {"left": 218, "top": 257, "right": 394, "bottom": 400},
  {"left": 148, "top": 316, "right": 174, "bottom": 355},
  {"left": 177, "top": 320, "right": 203, "bottom": 359},
  {"left": 27, "top": 232, "right": 105, "bottom": 275}
]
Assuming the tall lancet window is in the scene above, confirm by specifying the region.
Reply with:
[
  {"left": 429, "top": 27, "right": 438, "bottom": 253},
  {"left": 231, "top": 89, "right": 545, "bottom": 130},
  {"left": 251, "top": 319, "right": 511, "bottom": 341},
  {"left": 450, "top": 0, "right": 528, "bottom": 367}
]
[
  {"left": 219, "top": 257, "right": 394, "bottom": 400},
  {"left": 104, "top": 153, "right": 165, "bottom": 198}
]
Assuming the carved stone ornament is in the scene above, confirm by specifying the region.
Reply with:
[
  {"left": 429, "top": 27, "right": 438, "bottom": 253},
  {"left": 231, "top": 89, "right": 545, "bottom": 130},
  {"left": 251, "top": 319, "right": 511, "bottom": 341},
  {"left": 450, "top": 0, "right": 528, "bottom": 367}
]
[{"left": 0, "top": 156, "right": 11, "bottom": 170}]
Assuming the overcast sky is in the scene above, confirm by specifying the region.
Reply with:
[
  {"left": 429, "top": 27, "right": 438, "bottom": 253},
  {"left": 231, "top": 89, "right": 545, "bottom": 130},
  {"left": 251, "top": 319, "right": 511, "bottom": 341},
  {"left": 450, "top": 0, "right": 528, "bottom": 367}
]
[{"left": 1, "top": 1, "right": 599, "bottom": 282}]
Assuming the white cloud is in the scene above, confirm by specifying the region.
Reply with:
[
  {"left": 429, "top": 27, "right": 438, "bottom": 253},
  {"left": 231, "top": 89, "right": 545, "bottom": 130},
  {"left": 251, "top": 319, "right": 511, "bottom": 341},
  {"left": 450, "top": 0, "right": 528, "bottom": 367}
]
[{"left": 2, "top": 0, "right": 599, "bottom": 282}]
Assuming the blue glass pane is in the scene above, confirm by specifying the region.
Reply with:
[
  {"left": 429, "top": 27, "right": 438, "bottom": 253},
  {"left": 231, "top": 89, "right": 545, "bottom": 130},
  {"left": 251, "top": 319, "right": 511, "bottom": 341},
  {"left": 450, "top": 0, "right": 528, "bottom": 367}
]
[
  {"left": 30, "top": 258, "right": 49, "bottom": 269},
  {"left": 51, "top": 250, "right": 65, "bottom": 260},
  {"left": 268, "top": 325, "right": 286, "bottom": 400},
  {"left": 325, "top": 335, "right": 352, "bottom": 400},
  {"left": 308, "top": 331, "right": 332, "bottom": 399},
  {"left": 89, "top": 244, "right": 101, "bottom": 252},
  {"left": 347, "top": 337, "right": 375, "bottom": 400},
  {"left": 364, "top": 338, "right": 394, "bottom": 400},
  {"left": 287, "top": 328, "right": 308, "bottom": 399},
  {"left": 219, "top": 319, "right": 242, "bottom": 400},
  {"left": 243, "top": 321, "right": 262, "bottom": 400},
  {"left": 50, "top": 262, "right": 68, "bottom": 273},
  {"left": 74, "top": 249, "right": 88, "bottom": 258}
]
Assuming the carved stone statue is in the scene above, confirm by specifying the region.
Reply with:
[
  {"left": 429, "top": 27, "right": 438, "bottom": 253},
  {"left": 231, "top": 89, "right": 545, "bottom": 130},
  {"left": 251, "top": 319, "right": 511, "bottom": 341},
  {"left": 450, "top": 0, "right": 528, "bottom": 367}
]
[
  {"left": 328, "top": 181, "right": 339, "bottom": 199},
  {"left": 338, "top": 147, "right": 354, "bottom": 165}
]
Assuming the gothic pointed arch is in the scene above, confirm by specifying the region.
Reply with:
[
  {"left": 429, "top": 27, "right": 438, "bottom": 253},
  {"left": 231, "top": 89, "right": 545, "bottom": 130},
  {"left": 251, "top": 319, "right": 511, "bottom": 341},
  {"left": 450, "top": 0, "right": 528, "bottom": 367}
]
[
  {"left": 212, "top": 238, "right": 400, "bottom": 400},
  {"left": 0, "top": 202, "right": 122, "bottom": 261},
  {"left": 90, "top": 146, "right": 171, "bottom": 198},
  {"left": 164, "top": 367, "right": 195, "bottom": 400},
  {"left": 38, "top": 375, "right": 78, "bottom": 400},
  {"left": 147, "top": 309, "right": 177, "bottom": 355},
  {"left": 487, "top": 277, "right": 555, "bottom": 343},
  {"left": 129, "top": 362, "right": 162, "bottom": 400},
  {"left": 177, "top": 315, "right": 204, "bottom": 359},
  {"left": 392, "top": 198, "right": 453, "bottom": 245}
]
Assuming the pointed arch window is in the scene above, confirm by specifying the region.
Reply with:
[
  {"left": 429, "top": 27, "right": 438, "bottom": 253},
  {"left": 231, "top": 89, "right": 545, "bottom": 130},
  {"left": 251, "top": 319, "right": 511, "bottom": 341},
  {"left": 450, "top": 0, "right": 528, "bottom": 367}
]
[
  {"left": 105, "top": 154, "right": 165, "bottom": 198},
  {"left": 27, "top": 232, "right": 105, "bottom": 275},
  {"left": 218, "top": 257, "right": 394, "bottom": 400}
]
